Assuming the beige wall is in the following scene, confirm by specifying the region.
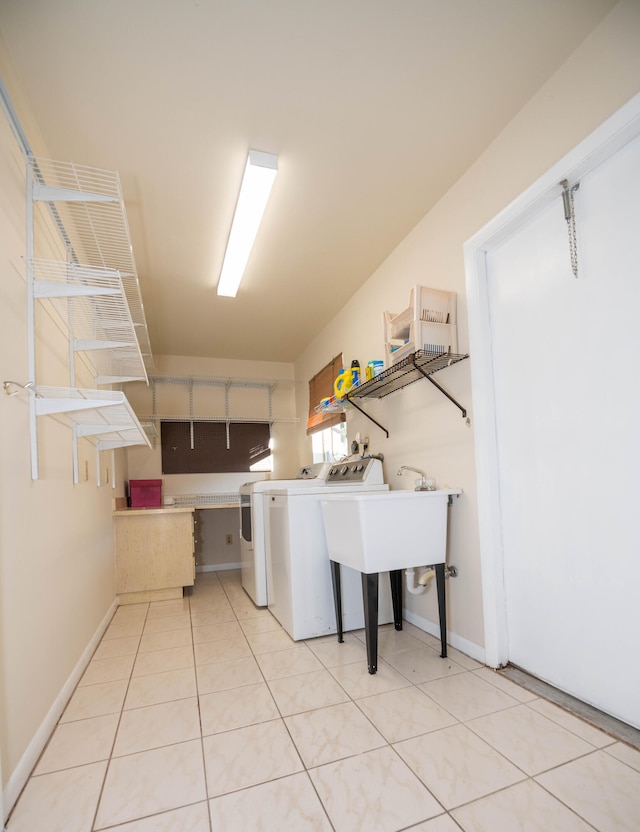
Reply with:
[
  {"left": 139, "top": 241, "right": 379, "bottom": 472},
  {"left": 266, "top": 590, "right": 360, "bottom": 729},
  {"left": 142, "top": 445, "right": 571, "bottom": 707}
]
[
  {"left": 193, "top": 508, "right": 240, "bottom": 570},
  {"left": 294, "top": 0, "right": 640, "bottom": 655},
  {"left": 0, "top": 36, "right": 128, "bottom": 810}
]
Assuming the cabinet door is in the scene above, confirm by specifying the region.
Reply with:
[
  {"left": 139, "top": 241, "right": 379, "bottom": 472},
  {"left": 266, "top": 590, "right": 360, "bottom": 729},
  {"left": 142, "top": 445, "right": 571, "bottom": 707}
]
[{"left": 115, "top": 513, "right": 195, "bottom": 593}]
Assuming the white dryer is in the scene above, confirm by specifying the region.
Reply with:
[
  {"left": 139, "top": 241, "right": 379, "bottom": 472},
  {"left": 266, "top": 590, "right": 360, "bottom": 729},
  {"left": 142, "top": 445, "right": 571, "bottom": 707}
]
[
  {"left": 239, "top": 462, "right": 331, "bottom": 605},
  {"left": 266, "top": 457, "right": 393, "bottom": 640}
]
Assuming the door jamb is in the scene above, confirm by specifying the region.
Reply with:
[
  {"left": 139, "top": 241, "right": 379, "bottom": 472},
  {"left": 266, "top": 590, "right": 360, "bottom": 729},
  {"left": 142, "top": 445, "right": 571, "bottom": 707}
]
[{"left": 463, "top": 93, "right": 640, "bottom": 669}]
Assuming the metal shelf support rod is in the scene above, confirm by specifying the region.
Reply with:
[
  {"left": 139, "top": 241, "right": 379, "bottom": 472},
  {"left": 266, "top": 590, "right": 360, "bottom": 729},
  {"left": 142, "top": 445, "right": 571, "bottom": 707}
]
[
  {"left": 345, "top": 396, "right": 389, "bottom": 438},
  {"left": 416, "top": 365, "right": 467, "bottom": 418},
  {"left": 26, "top": 164, "right": 39, "bottom": 480}
]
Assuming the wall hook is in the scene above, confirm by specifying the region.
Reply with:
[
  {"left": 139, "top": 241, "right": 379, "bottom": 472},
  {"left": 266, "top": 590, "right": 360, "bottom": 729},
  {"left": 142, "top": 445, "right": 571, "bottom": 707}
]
[{"left": 3, "top": 380, "right": 37, "bottom": 397}]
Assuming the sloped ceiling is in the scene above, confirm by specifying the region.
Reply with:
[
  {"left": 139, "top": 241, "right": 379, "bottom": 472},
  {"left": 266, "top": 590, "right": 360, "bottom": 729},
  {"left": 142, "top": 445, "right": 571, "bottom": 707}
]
[{"left": 0, "top": 0, "right": 616, "bottom": 361}]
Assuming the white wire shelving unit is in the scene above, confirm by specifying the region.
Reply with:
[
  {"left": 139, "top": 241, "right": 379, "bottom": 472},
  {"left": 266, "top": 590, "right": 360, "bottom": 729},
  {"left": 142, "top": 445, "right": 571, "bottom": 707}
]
[
  {"left": 24, "top": 156, "right": 153, "bottom": 482},
  {"left": 141, "top": 374, "right": 298, "bottom": 451},
  {"left": 35, "top": 384, "right": 151, "bottom": 446},
  {"left": 30, "top": 259, "right": 148, "bottom": 385},
  {"left": 172, "top": 493, "right": 240, "bottom": 508}
]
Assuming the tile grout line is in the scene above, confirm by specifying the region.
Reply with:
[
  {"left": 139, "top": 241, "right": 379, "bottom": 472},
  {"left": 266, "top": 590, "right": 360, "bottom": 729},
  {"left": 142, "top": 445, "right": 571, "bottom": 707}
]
[
  {"left": 214, "top": 575, "right": 340, "bottom": 831},
  {"left": 190, "top": 582, "right": 215, "bottom": 832},
  {"left": 90, "top": 600, "right": 150, "bottom": 832},
  {"left": 92, "top": 597, "right": 206, "bottom": 829},
  {"left": 220, "top": 577, "right": 329, "bottom": 827}
]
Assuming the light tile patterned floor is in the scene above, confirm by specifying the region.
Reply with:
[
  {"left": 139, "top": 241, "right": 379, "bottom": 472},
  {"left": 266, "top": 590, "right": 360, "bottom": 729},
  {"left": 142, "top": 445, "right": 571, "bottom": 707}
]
[{"left": 7, "top": 570, "right": 640, "bottom": 831}]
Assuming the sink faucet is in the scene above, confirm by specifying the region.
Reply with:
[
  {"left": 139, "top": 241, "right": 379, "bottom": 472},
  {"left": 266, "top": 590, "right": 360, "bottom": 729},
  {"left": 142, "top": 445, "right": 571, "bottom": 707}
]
[{"left": 397, "top": 465, "right": 430, "bottom": 490}]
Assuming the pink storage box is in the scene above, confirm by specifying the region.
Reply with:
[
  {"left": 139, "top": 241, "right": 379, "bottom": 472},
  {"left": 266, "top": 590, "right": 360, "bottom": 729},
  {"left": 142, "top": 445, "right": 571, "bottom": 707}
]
[{"left": 129, "top": 479, "right": 162, "bottom": 508}]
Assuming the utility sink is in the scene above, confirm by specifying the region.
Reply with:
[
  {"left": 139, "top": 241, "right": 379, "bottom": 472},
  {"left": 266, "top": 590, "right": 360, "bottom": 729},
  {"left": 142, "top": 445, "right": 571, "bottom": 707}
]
[
  {"left": 321, "top": 489, "right": 461, "bottom": 574},
  {"left": 323, "top": 488, "right": 461, "bottom": 674}
]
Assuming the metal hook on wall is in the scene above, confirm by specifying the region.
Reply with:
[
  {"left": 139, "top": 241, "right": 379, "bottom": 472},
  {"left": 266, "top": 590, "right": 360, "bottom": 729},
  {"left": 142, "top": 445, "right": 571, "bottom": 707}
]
[{"left": 3, "top": 380, "right": 37, "bottom": 397}]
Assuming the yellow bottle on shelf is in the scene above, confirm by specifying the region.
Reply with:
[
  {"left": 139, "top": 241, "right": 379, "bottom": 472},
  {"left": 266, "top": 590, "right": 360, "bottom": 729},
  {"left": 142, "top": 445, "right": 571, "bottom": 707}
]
[{"left": 334, "top": 368, "right": 354, "bottom": 399}]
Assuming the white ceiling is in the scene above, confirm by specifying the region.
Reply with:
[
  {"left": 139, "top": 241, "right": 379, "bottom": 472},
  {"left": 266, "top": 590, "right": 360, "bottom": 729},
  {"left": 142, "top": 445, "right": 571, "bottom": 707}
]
[{"left": 0, "top": 0, "right": 616, "bottom": 362}]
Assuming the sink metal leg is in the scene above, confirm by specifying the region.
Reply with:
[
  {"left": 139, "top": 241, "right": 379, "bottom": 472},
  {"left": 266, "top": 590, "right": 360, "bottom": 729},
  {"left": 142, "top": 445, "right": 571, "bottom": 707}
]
[
  {"left": 389, "top": 569, "right": 403, "bottom": 631},
  {"left": 330, "top": 560, "right": 344, "bottom": 643},
  {"left": 362, "top": 572, "right": 379, "bottom": 674},
  {"left": 435, "top": 562, "right": 447, "bottom": 658}
]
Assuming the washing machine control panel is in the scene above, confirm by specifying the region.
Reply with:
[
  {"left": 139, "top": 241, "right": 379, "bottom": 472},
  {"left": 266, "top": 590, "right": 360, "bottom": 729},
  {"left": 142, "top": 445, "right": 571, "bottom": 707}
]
[
  {"left": 295, "top": 461, "right": 331, "bottom": 480},
  {"left": 326, "top": 457, "right": 383, "bottom": 484}
]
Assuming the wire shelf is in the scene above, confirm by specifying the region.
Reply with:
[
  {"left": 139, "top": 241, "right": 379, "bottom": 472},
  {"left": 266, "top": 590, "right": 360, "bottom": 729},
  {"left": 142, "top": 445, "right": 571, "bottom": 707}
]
[
  {"left": 34, "top": 386, "right": 152, "bottom": 451},
  {"left": 29, "top": 157, "right": 153, "bottom": 372},
  {"left": 139, "top": 414, "right": 298, "bottom": 425},
  {"left": 313, "top": 398, "right": 350, "bottom": 414},
  {"left": 141, "top": 422, "right": 158, "bottom": 440},
  {"left": 31, "top": 259, "right": 147, "bottom": 384},
  {"left": 348, "top": 350, "right": 469, "bottom": 400},
  {"left": 172, "top": 493, "right": 240, "bottom": 508}
]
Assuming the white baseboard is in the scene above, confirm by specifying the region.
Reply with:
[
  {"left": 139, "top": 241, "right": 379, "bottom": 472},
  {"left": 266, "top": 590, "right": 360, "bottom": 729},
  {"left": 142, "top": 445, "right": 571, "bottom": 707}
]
[
  {"left": 403, "top": 608, "right": 486, "bottom": 664},
  {"left": 3, "top": 598, "right": 119, "bottom": 821},
  {"left": 196, "top": 562, "right": 242, "bottom": 572}
]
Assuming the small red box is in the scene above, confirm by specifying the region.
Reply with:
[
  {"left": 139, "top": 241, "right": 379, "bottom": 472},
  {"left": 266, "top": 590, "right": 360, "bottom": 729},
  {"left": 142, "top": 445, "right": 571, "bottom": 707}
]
[{"left": 129, "top": 479, "right": 162, "bottom": 508}]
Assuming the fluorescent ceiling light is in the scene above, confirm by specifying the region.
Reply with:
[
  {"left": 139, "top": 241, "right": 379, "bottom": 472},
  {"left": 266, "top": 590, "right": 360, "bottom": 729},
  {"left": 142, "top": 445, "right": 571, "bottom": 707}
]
[{"left": 217, "top": 149, "right": 278, "bottom": 297}]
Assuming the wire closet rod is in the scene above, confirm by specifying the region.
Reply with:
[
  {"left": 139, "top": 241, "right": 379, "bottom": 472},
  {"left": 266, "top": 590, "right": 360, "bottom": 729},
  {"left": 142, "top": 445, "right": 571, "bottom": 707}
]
[{"left": 150, "top": 374, "right": 293, "bottom": 388}]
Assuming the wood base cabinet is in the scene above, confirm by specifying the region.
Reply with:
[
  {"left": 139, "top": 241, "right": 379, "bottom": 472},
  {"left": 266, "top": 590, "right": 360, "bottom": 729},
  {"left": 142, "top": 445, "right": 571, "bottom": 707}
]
[{"left": 114, "top": 508, "right": 195, "bottom": 604}]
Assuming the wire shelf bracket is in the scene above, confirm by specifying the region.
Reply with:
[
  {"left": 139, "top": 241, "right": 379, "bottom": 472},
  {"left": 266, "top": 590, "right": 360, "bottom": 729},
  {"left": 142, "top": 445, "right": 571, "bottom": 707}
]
[
  {"left": 345, "top": 349, "right": 470, "bottom": 437},
  {"left": 34, "top": 386, "right": 152, "bottom": 484}
]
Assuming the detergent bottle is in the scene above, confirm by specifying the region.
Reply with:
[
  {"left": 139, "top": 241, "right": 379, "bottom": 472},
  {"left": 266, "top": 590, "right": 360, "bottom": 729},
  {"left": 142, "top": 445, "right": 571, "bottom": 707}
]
[
  {"left": 334, "top": 359, "right": 360, "bottom": 399},
  {"left": 333, "top": 368, "right": 352, "bottom": 399},
  {"left": 366, "top": 360, "right": 384, "bottom": 380},
  {"left": 350, "top": 359, "right": 361, "bottom": 387}
]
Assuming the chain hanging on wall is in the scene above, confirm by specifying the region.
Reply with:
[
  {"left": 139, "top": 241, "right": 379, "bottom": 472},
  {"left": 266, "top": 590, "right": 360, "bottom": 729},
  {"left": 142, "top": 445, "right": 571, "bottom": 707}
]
[{"left": 561, "top": 179, "right": 580, "bottom": 278}]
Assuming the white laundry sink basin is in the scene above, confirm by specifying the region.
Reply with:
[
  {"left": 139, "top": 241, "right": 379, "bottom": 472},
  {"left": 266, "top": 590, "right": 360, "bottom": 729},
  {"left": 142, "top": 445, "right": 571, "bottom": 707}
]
[{"left": 321, "top": 489, "right": 461, "bottom": 574}]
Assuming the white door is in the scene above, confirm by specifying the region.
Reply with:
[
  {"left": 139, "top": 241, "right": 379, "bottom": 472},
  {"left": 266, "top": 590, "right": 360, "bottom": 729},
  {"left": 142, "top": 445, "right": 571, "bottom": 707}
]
[{"left": 485, "top": 132, "right": 640, "bottom": 727}]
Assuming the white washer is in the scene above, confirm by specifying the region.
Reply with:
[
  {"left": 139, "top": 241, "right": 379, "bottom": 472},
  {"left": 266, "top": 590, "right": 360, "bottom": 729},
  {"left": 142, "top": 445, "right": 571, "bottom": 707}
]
[
  {"left": 239, "top": 462, "right": 331, "bottom": 605},
  {"left": 266, "top": 458, "right": 392, "bottom": 640}
]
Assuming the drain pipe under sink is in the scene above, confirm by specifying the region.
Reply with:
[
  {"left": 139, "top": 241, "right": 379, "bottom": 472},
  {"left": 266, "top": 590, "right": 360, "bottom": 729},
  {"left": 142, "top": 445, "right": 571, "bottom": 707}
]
[{"left": 405, "top": 567, "right": 435, "bottom": 595}]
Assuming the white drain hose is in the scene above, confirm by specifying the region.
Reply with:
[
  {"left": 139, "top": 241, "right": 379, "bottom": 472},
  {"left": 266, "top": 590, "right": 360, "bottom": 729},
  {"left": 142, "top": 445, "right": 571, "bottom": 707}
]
[{"left": 405, "top": 567, "right": 435, "bottom": 595}]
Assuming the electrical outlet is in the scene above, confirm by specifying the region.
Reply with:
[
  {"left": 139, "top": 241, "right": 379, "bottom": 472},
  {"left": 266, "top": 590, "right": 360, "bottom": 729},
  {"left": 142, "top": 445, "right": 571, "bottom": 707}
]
[{"left": 225, "top": 534, "right": 233, "bottom": 545}]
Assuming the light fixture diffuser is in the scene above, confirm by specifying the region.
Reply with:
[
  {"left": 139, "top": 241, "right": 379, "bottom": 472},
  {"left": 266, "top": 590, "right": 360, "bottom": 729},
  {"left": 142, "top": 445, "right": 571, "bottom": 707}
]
[{"left": 217, "top": 149, "right": 278, "bottom": 297}]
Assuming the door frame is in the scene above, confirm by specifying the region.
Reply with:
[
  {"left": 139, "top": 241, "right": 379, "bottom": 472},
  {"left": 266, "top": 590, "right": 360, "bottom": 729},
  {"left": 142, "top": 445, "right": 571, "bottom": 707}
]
[{"left": 463, "top": 93, "right": 640, "bottom": 669}]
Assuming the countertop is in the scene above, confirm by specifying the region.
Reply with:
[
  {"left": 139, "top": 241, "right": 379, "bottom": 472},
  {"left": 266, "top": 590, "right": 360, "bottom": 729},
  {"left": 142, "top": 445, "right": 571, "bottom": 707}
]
[
  {"left": 113, "top": 503, "right": 238, "bottom": 516},
  {"left": 113, "top": 506, "right": 195, "bottom": 517}
]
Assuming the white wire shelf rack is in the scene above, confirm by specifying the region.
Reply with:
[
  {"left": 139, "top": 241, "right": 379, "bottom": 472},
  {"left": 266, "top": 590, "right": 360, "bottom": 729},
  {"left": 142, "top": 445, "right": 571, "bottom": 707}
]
[
  {"left": 139, "top": 373, "right": 299, "bottom": 448},
  {"left": 140, "top": 414, "right": 298, "bottom": 424},
  {"left": 148, "top": 374, "right": 295, "bottom": 390},
  {"left": 23, "top": 157, "right": 154, "bottom": 480},
  {"left": 314, "top": 398, "right": 351, "bottom": 414},
  {"left": 343, "top": 349, "right": 470, "bottom": 438},
  {"left": 34, "top": 386, "right": 152, "bottom": 455},
  {"left": 140, "top": 422, "right": 158, "bottom": 441},
  {"left": 172, "top": 493, "right": 240, "bottom": 508},
  {"left": 31, "top": 259, "right": 148, "bottom": 384},
  {"left": 29, "top": 156, "right": 153, "bottom": 372}
]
